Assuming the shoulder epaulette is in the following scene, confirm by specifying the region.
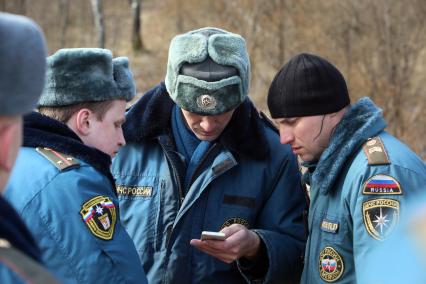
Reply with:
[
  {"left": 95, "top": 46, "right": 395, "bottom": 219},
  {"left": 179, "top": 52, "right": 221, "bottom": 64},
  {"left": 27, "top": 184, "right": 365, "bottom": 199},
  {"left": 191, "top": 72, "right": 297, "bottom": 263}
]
[
  {"left": 36, "top": 147, "right": 80, "bottom": 171},
  {"left": 362, "top": 136, "right": 390, "bottom": 165},
  {"left": 259, "top": 111, "right": 278, "bottom": 133}
]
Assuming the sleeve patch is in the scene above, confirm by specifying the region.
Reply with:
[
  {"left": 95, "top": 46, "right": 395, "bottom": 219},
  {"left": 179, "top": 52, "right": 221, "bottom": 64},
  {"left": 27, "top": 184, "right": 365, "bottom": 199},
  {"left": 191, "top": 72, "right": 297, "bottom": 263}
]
[
  {"left": 362, "top": 198, "right": 399, "bottom": 241},
  {"left": 80, "top": 196, "right": 116, "bottom": 240},
  {"left": 363, "top": 174, "right": 402, "bottom": 195}
]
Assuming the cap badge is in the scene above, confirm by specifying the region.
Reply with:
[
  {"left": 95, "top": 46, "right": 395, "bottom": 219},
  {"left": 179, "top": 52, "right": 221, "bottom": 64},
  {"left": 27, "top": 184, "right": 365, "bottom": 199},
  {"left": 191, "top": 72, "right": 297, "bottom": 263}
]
[{"left": 197, "top": 94, "right": 216, "bottom": 110}]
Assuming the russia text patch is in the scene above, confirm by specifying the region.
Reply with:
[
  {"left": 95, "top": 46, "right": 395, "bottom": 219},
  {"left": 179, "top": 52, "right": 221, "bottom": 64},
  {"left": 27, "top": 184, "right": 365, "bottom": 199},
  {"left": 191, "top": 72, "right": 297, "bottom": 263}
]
[
  {"left": 116, "top": 185, "right": 153, "bottom": 197},
  {"left": 363, "top": 174, "right": 402, "bottom": 195}
]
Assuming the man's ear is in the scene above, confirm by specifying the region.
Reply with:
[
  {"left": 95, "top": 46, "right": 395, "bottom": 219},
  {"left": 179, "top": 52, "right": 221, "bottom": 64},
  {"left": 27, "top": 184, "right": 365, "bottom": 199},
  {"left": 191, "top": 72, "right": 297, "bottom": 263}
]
[
  {"left": 73, "top": 109, "right": 92, "bottom": 136},
  {"left": 0, "top": 124, "right": 19, "bottom": 172}
]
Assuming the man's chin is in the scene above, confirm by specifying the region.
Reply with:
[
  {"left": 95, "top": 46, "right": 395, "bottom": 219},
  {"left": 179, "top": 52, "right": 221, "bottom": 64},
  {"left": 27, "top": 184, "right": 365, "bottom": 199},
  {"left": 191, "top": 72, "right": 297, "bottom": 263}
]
[{"left": 196, "top": 133, "right": 218, "bottom": 141}]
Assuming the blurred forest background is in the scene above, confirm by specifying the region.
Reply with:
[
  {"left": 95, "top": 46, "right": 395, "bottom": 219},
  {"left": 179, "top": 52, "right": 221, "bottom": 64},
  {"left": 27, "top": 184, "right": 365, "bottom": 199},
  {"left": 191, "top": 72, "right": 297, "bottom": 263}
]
[{"left": 1, "top": 0, "right": 425, "bottom": 158}]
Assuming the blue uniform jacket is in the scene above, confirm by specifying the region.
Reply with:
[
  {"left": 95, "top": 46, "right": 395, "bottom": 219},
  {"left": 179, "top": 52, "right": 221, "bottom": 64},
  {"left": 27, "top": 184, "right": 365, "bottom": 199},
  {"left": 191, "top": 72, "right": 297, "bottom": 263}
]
[
  {"left": 0, "top": 195, "right": 56, "bottom": 283},
  {"left": 301, "top": 98, "right": 426, "bottom": 283},
  {"left": 5, "top": 112, "right": 148, "bottom": 284},
  {"left": 112, "top": 83, "right": 307, "bottom": 283}
]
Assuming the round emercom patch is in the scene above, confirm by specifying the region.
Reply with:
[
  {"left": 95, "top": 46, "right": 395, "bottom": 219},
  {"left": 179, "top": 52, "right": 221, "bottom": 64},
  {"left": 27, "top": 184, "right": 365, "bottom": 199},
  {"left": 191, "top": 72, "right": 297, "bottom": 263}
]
[
  {"left": 319, "top": 246, "right": 344, "bottom": 282},
  {"left": 221, "top": 217, "right": 249, "bottom": 230},
  {"left": 196, "top": 94, "right": 217, "bottom": 110}
]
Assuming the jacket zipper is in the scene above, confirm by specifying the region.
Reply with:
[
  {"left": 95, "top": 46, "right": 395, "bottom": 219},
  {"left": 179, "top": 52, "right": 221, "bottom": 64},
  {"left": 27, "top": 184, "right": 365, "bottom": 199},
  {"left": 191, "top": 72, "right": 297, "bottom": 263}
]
[{"left": 158, "top": 137, "right": 184, "bottom": 206}]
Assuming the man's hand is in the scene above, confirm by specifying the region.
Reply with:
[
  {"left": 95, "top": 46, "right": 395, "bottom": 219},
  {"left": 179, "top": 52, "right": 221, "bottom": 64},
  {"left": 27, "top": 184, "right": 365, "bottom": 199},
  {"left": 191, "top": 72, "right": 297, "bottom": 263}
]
[{"left": 190, "top": 224, "right": 261, "bottom": 263}]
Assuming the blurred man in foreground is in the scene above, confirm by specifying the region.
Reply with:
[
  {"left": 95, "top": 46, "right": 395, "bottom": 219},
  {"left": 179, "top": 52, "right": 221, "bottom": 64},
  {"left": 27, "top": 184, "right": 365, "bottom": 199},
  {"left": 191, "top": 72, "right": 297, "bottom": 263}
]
[{"left": 0, "top": 12, "right": 58, "bottom": 283}]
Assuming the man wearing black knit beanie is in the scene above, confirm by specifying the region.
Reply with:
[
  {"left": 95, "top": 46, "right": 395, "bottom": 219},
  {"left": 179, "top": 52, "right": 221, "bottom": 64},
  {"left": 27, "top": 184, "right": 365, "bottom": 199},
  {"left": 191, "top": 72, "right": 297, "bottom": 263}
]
[{"left": 267, "top": 53, "right": 426, "bottom": 283}]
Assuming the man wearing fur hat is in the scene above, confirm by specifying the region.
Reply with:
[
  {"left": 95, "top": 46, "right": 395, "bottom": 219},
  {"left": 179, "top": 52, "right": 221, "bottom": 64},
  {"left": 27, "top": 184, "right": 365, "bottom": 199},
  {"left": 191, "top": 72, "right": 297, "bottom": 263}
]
[
  {"left": 267, "top": 53, "right": 426, "bottom": 283},
  {"left": 0, "top": 12, "right": 58, "bottom": 283},
  {"left": 5, "top": 48, "right": 148, "bottom": 283},
  {"left": 112, "top": 27, "right": 307, "bottom": 283}
]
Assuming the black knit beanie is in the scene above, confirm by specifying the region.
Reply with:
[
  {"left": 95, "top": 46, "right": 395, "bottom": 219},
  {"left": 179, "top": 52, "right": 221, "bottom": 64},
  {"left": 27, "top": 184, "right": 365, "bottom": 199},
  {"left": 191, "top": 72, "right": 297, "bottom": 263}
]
[{"left": 267, "top": 53, "right": 350, "bottom": 118}]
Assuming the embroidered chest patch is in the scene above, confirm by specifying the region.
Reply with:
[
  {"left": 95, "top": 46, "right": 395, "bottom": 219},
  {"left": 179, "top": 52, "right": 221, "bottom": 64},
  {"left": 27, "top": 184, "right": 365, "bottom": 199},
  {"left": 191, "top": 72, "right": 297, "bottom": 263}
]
[
  {"left": 363, "top": 174, "right": 402, "bottom": 195},
  {"left": 318, "top": 246, "right": 344, "bottom": 282},
  {"left": 321, "top": 219, "right": 339, "bottom": 234},
  {"left": 80, "top": 196, "right": 116, "bottom": 240},
  {"left": 221, "top": 217, "right": 250, "bottom": 230},
  {"left": 362, "top": 198, "right": 399, "bottom": 241},
  {"left": 116, "top": 185, "right": 153, "bottom": 197}
]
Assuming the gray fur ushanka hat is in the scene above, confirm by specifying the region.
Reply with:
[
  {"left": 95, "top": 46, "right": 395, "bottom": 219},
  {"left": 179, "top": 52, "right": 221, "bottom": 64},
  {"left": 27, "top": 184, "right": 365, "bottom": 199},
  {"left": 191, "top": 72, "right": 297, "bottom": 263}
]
[
  {"left": 0, "top": 12, "right": 47, "bottom": 115},
  {"left": 165, "top": 27, "right": 250, "bottom": 115},
  {"left": 39, "top": 48, "right": 136, "bottom": 107}
]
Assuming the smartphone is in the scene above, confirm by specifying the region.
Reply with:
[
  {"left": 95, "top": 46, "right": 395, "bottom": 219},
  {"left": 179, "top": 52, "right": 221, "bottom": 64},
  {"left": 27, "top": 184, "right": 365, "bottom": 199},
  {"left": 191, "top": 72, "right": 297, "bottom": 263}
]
[{"left": 200, "top": 231, "right": 226, "bottom": 241}]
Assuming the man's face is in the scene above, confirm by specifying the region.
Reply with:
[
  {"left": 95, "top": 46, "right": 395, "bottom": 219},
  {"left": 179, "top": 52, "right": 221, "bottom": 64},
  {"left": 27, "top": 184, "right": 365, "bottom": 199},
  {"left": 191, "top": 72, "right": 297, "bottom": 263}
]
[
  {"left": 85, "top": 99, "right": 126, "bottom": 157},
  {"left": 274, "top": 115, "right": 334, "bottom": 162},
  {"left": 181, "top": 109, "right": 235, "bottom": 141}
]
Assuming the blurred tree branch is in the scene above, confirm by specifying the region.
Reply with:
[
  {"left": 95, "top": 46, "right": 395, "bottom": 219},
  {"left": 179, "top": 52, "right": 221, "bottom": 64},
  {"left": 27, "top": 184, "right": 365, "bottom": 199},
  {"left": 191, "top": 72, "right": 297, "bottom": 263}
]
[{"left": 90, "top": 0, "right": 105, "bottom": 48}]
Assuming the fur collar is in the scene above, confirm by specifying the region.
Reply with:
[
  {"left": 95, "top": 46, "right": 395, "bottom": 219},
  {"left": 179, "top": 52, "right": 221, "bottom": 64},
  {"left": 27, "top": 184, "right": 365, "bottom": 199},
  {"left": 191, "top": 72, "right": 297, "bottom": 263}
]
[
  {"left": 124, "top": 82, "right": 269, "bottom": 160},
  {"left": 23, "top": 112, "right": 115, "bottom": 186},
  {"left": 312, "top": 97, "right": 387, "bottom": 195}
]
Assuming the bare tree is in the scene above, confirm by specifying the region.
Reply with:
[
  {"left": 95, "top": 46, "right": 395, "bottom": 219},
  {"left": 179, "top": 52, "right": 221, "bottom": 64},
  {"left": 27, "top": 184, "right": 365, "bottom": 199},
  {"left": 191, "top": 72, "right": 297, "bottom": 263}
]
[
  {"left": 175, "top": 0, "right": 183, "bottom": 32},
  {"left": 58, "top": 0, "right": 70, "bottom": 47},
  {"left": 129, "top": 0, "right": 144, "bottom": 52},
  {"left": 18, "top": 0, "right": 26, "bottom": 14},
  {"left": 90, "top": 0, "right": 105, "bottom": 48}
]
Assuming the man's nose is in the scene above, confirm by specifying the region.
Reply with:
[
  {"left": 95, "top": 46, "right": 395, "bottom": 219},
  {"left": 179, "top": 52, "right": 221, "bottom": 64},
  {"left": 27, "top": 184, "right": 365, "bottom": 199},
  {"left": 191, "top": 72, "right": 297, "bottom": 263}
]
[
  {"left": 279, "top": 127, "right": 294, "bottom": 144},
  {"left": 199, "top": 117, "right": 215, "bottom": 132},
  {"left": 118, "top": 129, "right": 126, "bottom": 147}
]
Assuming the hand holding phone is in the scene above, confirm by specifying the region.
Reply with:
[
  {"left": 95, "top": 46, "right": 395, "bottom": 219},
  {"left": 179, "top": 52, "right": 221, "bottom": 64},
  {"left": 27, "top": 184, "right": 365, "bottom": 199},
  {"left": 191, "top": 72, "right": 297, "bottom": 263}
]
[{"left": 200, "top": 231, "right": 226, "bottom": 241}]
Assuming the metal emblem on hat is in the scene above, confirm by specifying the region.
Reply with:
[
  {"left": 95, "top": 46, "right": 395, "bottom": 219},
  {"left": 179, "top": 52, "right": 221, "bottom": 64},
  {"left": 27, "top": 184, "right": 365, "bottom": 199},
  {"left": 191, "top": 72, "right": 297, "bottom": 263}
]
[
  {"left": 197, "top": 94, "right": 217, "bottom": 110},
  {"left": 319, "top": 246, "right": 344, "bottom": 282},
  {"left": 363, "top": 198, "right": 399, "bottom": 241},
  {"left": 80, "top": 196, "right": 117, "bottom": 240}
]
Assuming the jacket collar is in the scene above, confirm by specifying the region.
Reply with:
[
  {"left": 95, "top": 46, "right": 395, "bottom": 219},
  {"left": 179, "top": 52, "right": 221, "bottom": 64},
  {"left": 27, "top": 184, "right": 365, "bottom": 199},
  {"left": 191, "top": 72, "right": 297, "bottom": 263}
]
[
  {"left": 312, "top": 97, "right": 387, "bottom": 195},
  {"left": 23, "top": 112, "right": 115, "bottom": 187},
  {"left": 124, "top": 82, "right": 270, "bottom": 160}
]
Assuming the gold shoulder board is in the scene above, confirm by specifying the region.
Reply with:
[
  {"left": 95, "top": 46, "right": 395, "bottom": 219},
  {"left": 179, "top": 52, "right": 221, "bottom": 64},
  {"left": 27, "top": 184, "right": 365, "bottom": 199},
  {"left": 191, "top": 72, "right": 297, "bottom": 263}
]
[
  {"left": 362, "top": 137, "right": 390, "bottom": 165},
  {"left": 36, "top": 147, "right": 80, "bottom": 171}
]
